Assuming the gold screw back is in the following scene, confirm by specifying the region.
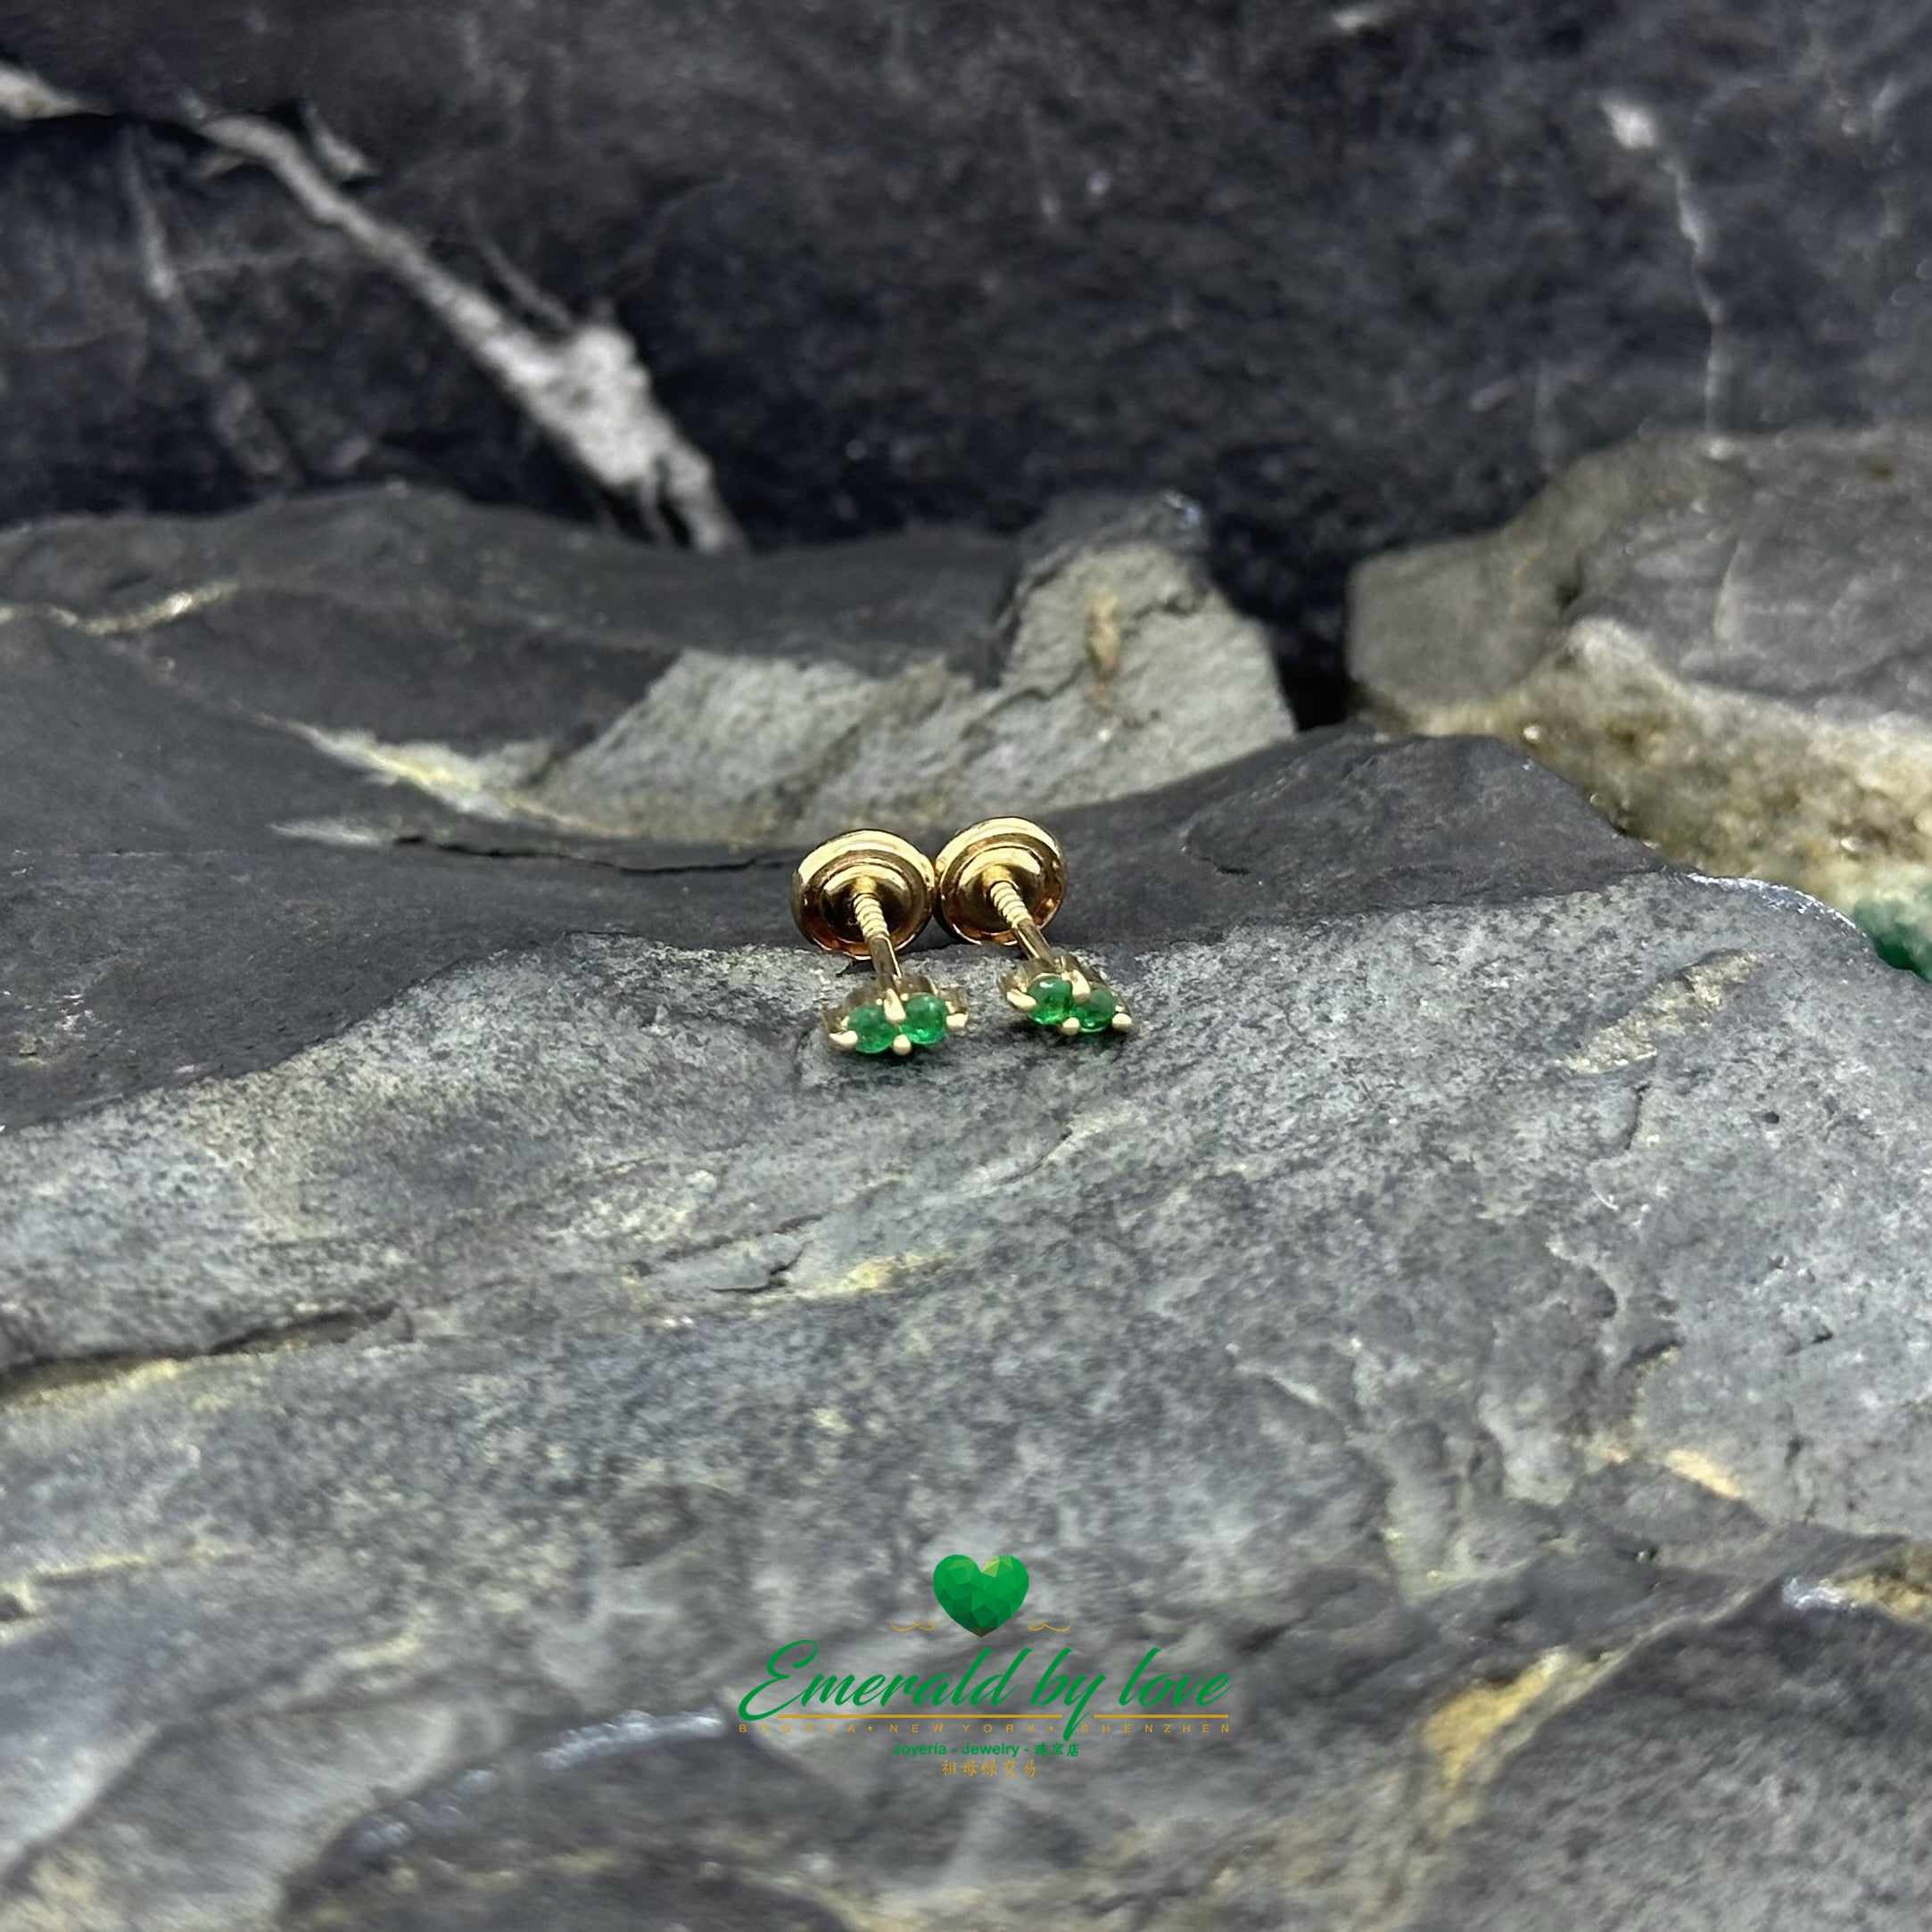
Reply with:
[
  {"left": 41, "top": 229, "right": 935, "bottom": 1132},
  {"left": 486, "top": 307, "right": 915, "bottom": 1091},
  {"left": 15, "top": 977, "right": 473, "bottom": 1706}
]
[
  {"left": 932, "top": 817, "right": 1068, "bottom": 949},
  {"left": 935, "top": 817, "right": 1133, "bottom": 1038},
  {"left": 790, "top": 830, "right": 969, "bottom": 1057}
]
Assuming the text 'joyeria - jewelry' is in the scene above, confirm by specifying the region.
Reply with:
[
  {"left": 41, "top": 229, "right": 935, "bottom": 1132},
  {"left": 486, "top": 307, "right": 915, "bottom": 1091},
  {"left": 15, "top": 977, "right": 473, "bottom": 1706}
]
[
  {"left": 790, "top": 830, "right": 970, "bottom": 1056},
  {"left": 935, "top": 817, "right": 1133, "bottom": 1036}
]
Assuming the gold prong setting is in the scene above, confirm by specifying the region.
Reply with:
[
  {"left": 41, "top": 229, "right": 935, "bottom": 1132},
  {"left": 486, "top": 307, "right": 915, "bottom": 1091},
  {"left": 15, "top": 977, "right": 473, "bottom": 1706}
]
[
  {"left": 935, "top": 817, "right": 1135, "bottom": 1044},
  {"left": 793, "top": 829, "right": 970, "bottom": 1061},
  {"left": 824, "top": 971, "right": 970, "bottom": 1057},
  {"left": 1000, "top": 950, "right": 1133, "bottom": 1036}
]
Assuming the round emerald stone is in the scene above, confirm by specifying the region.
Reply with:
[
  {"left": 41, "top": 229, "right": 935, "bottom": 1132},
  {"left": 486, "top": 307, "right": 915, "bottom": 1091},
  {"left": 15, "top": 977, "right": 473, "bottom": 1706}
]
[
  {"left": 1074, "top": 984, "right": 1118, "bottom": 1033},
  {"left": 1026, "top": 976, "right": 1075, "bottom": 1025},
  {"left": 902, "top": 992, "right": 952, "bottom": 1045},
  {"left": 846, "top": 1003, "right": 897, "bottom": 1053}
]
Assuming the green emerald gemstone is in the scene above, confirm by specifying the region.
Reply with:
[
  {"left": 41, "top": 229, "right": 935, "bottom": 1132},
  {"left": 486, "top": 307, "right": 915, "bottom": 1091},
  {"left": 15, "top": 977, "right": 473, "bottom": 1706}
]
[
  {"left": 846, "top": 1003, "right": 897, "bottom": 1053},
  {"left": 1026, "top": 975, "right": 1075, "bottom": 1025},
  {"left": 902, "top": 992, "right": 952, "bottom": 1045},
  {"left": 1074, "top": 984, "right": 1119, "bottom": 1032},
  {"left": 1854, "top": 893, "right": 1932, "bottom": 979}
]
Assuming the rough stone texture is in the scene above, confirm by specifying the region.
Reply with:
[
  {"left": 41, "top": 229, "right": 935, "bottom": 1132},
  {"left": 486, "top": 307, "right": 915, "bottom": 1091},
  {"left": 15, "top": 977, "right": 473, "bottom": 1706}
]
[
  {"left": 1350, "top": 425, "right": 1932, "bottom": 949},
  {"left": 315, "top": 496, "right": 1292, "bottom": 846},
  {"left": 6, "top": 492, "right": 1932, "bottom": 1928},
  {"left": 6, "top": 4, "right": 1932, "bottom": 703},
  {"left": 0, "top": 485, "right": 1285, "bottom": 1126}
]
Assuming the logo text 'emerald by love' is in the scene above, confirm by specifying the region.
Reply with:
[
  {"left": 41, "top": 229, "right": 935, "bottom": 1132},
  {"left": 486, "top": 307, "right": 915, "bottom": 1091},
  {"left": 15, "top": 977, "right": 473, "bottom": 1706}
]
[{"left": 738, "top": 1640, "right": 1230, "bottom": 1742}]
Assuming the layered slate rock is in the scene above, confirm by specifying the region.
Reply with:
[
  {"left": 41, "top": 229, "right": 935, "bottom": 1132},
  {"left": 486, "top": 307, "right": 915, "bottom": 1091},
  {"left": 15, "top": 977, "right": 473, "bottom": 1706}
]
[
  {"left": 1350, "top": 425, "right": 1932, "bottom": 969},
  {"left": 0, "top": 485, "right": 1285, "bottom": 1126},
  {"left": 8, "top": 5, "right": 1932, "bottom": 695},
  {"left": 4, "top": 494, "right": 1932, "bottom": 1928}
]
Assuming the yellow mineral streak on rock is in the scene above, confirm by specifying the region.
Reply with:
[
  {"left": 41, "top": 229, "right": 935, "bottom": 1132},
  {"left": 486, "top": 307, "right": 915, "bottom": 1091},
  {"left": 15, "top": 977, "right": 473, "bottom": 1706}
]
[
  {"left": 6, "top": 1851, "right": 105, "bottom": 1928},
  {"left": 796, "top": 1252, "right": 932, "bottom": 1302},
  {"left": 16, "top": 1551, "right": 161, "bottom": 1590},
  {"left": 1423, "top": 1646, "right": 1623, "bottom": 1794},
  {"left": 1834, "top": 1551, "right": 1932, "bottom": 1626},
  {"left": 0, "top": 580, "right": 238, "bottom": 637},
  {"left": 1370, "top": 614, "right": 1932, "bottom": 922},
  {"left": 1085, "top": 588, "right": 1123, "bottom": 681},
  {"left": 0, "top": 1354, "right": 196, "bottom": 1412},
  {"left": 1660, "top": 1448, "right": 1746, "bottom": 1501},
  {"left": 321, "top": 1614, "right": 434, "bottom": 1687},
  {"left": 283, "top": 723, "right": 569, "bottom": 826},
  {"left": 1562, "top": 950, "right": 1762, "bottom": 1074}
]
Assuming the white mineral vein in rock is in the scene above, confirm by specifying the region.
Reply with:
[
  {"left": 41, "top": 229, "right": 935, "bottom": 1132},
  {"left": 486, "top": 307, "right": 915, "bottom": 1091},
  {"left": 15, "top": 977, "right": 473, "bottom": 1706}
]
[
  {"left": 282, "top": 729, "right": 559, "bottom": 825},
  {"left": 117, "top": 134, "right": 302, "bottom": 490},
  {"left": 1602, "top": 95, "right": 1730, "bottom": 430},
  {"left": 0, "top": 59, "right": 97, "bottom": 122},
  {"left": 0, "top": 58, "right": 742, "bottom": 553},
  {"left": 192, "top": 111, "right": 746, "bottom": 554},
  {"left": 0, "top": 583, "right": 237, "bottom": 637}
]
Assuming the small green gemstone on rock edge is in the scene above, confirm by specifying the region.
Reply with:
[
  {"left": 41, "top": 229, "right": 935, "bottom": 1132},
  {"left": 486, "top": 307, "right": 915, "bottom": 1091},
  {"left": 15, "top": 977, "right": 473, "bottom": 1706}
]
[
  {"left": 902, "top": 992, "right": 952, "bottom": 1044},
  {"left": 1026, "top": 975, "right": 1075, "bottom": 1025},
  {"left": 1853, "top": 891, "right": 1932, "bottom": 979},
  {"left": 846, "top": 1002, "right": 897, "bottom": 1053},
  {"left": 1075, "top": 984, "right": 1119, "bottom": 1032}
]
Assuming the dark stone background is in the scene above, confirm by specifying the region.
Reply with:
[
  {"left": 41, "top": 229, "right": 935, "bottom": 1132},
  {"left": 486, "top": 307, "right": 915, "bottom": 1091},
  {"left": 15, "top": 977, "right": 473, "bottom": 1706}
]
[{"left": 3, "top": 1, "right": 1931, "bottom": 714}]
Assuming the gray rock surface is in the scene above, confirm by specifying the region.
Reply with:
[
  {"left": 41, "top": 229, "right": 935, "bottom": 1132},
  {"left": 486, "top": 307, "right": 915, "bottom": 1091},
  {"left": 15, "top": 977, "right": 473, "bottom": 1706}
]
[
  {"left": 0, "top": 486, "right": 1284, "bottom": 1126},
  {"left": 6, "top": 5, "right": 1932, "bottom": 698},
  {"left": 4, "top": 491, "right": 1932, "bottom": 1928},
  {"left": 1350, "top": 425, "right": 1932, "bottom": 948},
  {"left": 303, "top": 497, "right": 1292, "bottom": 847}
]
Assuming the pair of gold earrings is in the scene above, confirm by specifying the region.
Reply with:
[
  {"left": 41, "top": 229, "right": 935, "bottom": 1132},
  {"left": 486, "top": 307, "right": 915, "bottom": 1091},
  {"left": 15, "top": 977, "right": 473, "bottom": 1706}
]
[{"left": 789, "top": 816, "right": 1134, "bottom": 1057}]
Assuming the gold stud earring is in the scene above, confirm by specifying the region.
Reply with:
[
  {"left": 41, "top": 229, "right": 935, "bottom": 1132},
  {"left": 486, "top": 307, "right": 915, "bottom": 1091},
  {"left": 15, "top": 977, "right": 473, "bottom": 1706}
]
[
  {"left": 790, "top": 830, "right": 970, "bottom": 1055},
  {"left": 934, "top": 817, "right": 1134, "bottom": 1036}
]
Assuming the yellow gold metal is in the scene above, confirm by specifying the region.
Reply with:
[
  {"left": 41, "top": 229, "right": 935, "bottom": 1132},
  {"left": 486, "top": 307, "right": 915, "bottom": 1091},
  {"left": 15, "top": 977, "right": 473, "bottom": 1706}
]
[
  {"left": 789, "top": 830, "right": 969, "bottom": 1055},
  {"left": 933, "top": 817, "right": 1067, "bottom": 947},
  {"left": 935, "top": 816, "right": 1134, "bottom": 1037},
  {"left": 791, "top": 831, "right": 934, "bottom": 957}
]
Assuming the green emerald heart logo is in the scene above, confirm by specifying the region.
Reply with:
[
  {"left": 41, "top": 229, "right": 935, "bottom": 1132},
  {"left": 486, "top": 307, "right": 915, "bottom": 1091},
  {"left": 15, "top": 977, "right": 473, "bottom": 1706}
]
[{"left": 931, "top": 1553, "right": 1030, "bottom": 1635}]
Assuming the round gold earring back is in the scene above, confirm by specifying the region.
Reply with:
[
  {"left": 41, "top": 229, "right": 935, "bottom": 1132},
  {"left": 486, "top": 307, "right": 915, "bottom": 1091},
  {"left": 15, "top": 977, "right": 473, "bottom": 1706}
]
[
  {"left": 933, "top": 817, "right": 1068, "bottom": 945},
  {"left": 790, "top": 830, "right": 937, "bottom": 958}
]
